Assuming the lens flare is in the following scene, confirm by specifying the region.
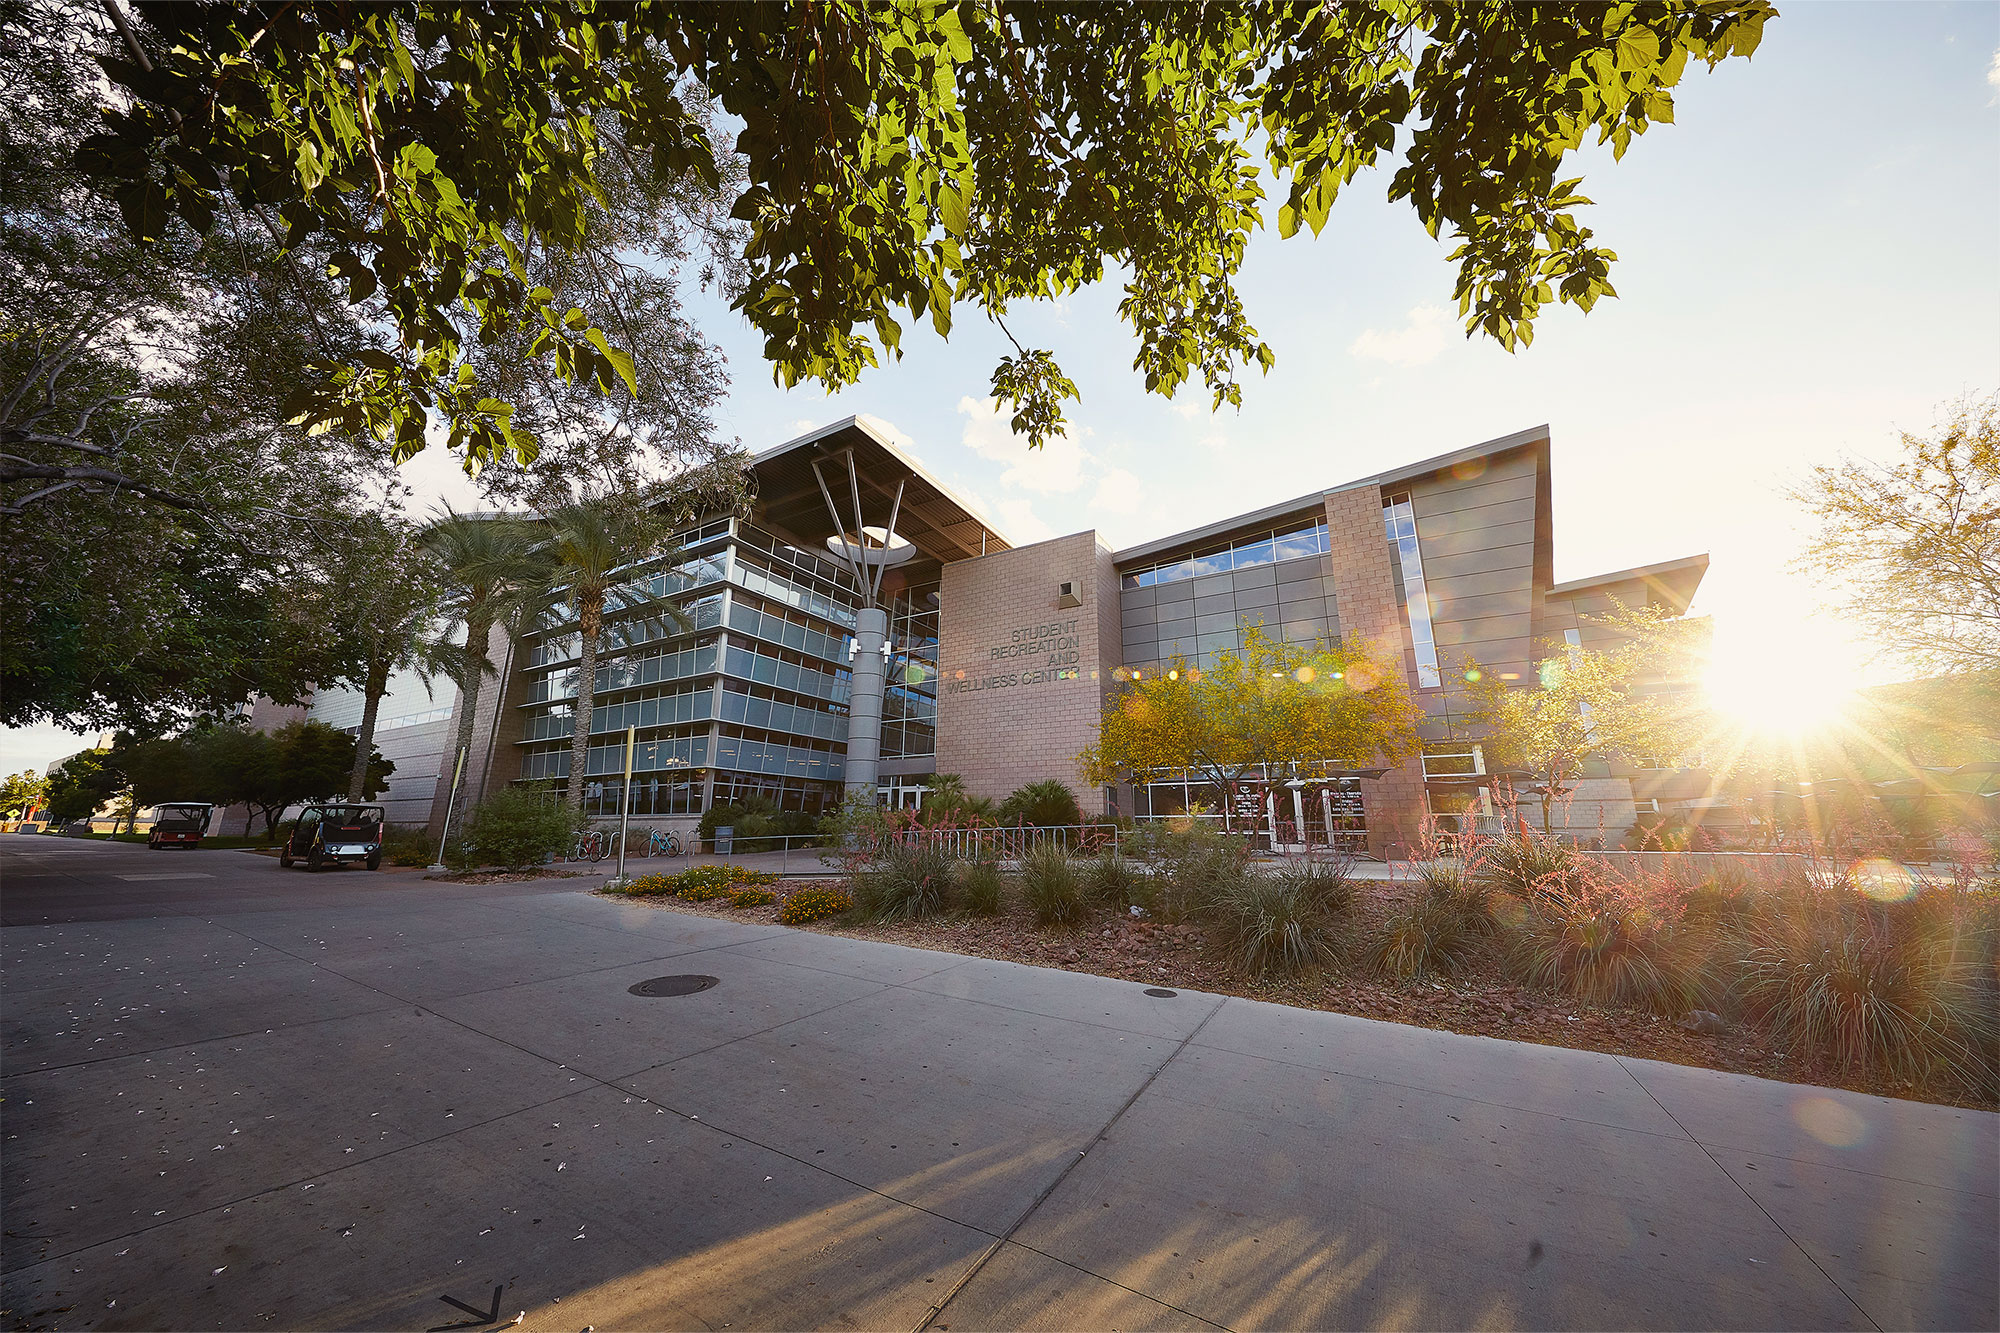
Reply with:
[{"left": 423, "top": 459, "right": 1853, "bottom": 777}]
[
  {"left": 1167, "top": 669, "right": 1179, "bottom": 681},
  {"left": 1853, "top": 858, "right": 1917, "bottom": 903},
  {"left": 1793, "top": 1096, "right": 1867, "bottom": 1148},
  {"left": 1295, "top": 665, "right": 1316, "bottom": 683}
]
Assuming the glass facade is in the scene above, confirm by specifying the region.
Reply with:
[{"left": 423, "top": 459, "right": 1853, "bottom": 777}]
[
  {"left": 514, "top": 516, "right": 900, "bottom": 817},
  {"left": 1121, "top": 520, "right": 1330, "bottom": 589},
  {"left": 1383, "top": 494, "right": 1442, "bottom": 688}
]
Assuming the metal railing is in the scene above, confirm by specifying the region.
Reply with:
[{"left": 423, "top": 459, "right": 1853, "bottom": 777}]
[{"left": 884, "top": 823, "right": 1121, "bottom": 862}]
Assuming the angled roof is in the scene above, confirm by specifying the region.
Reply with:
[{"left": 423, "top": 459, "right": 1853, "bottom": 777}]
[
  {"left": 748, "top": 416, "right": 1009, "bottom": 565},
  {"left": 1112, "top": 423, "right": 1551, "bottom": 567},
  {"left": 1548, "top": 554, "right": 1710, "bottom": 614}
]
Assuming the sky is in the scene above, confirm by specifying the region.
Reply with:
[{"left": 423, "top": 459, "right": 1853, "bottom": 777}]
[{"left": 6, "top": 1, "right": 1997, "bottom": 777}]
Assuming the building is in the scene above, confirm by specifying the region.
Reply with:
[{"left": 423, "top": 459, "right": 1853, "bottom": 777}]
[{"left": 394, "top": 416, "right": 1706, "bottom": 859}]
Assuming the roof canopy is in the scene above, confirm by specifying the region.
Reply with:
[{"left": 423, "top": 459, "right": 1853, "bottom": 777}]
[{"left": 749, "top": 417, "right": 1008, "bottom": 566}]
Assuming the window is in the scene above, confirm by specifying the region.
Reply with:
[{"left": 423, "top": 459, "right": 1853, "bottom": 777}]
[
  {"left": 1121, "top": 520, "right": 1329, "bottom": 588},
  {"left": 1383, "top": 495, "right": 1442, "bottom": 688}
]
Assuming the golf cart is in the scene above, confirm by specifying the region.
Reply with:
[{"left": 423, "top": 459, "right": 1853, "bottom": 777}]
[
  {"left": 147, "top": 802, "right": 214, "bottom": 849},
  {"left": 279, "top": 803, "right": 386, "bottom": 871}
]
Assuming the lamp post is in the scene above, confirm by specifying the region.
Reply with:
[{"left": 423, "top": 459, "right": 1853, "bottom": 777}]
[
  {"left": 429, "top": 744, "right": 467, "bottom": 872},
  {"left": 613, "top": 725, "right": 636, "bottom": 885}
]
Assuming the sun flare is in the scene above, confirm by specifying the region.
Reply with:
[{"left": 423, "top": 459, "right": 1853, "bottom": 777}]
[{"left": 1701, "top": 623, "right": 1860, "bottom": 739}]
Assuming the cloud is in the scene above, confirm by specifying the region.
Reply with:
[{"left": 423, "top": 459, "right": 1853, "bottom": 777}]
[
  {"left": 1347, "top": 304, "right": 1452, "bottom": 368},
  {"left": 994, "top": 497, "right": 1055, "bottom": 544},
  {"left": 856, "top": 413, "right": 917, "bottom": 454},
  {"left": 956, "top": 396, "right": 1090, "bottom": 493},
  {"left": 1989, "top": 46, "right": 2000, "bottom": 103},
  {"left": 1091, "top": 468, "right": 1143, "bottom": 515},
  {"left": 1169, "top": 395, "right": 1209, "bottom": 421}
]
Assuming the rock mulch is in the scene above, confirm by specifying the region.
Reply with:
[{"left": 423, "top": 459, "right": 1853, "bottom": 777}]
[{"left": 611, "top": 878, "right": 1996, "bottom": 1111}]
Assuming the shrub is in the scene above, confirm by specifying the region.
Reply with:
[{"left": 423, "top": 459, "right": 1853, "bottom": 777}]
[
  {"left": 999, "top": 779, "right": 1082, "bottom": 829},
  {"left": 460, "top": 784, "right": 580, "bottom": 870},
  {"left": 621, "top": 865, "right": 776, "bottom": 897},
  {"left": 1083, "top": 849, "right": 1144, "bottom": 905},
  {"left": 1367, "top": 890, "right": 1483, "bottom": 981},
  {"left": 380, "top": 823, "right": 435, "bottom": 867},
  {"left": 1507, "top": 888, "right": 1703, "bottom": 1014},
  {"left": 1139, "top": 819, "right": 1250, "bottom": 922},
  {"left": 779, "top": 885, "right": 853, "bottom": 925},
  {"left": 1022, "top": 843, "right": 1086, "bottom": 929},
  {"left": 1212, "top": 877, "right": 1344, "bottom": 978},
  {"left": 959, "top": 860, "right": 1005, "bottom": 916},
  {"left": 1739, "top": 888, "right": 1999, "bottom": 1094},
  {"left": 728, "top": 886, "right": 777, "bottom": 908},
  {"left": 851, "top": 840, "right": 958, "bottom": 921}
]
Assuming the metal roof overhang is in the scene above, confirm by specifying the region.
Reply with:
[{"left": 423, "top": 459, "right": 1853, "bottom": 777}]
[{"left": 748, "top": 416, "right": 1009, "bottom": 566}]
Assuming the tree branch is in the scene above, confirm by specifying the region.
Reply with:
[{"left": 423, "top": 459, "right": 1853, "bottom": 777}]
[{"left": 0, "top": 461, "right": 210, "bottom": 514}]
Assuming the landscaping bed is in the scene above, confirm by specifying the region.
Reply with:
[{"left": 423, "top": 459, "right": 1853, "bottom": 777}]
[
  {"left": 427, "top": 867, "right": 594, "bottom": 884},
  {"left": 605, "top": 850, "right": 2000, "bottom": 1112}
]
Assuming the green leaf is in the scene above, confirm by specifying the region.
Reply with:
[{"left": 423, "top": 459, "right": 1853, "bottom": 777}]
[{"left": 584, "top": 327, "right": 638, "bottom": 396}]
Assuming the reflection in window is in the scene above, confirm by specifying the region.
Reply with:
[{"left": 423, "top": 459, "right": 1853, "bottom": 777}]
[
  {"left": 1121, "top": 520, "right": 1330, "bottom": 588},
  {"left": 1383, "top": 495, "right": 1441, "bottom": 688}
]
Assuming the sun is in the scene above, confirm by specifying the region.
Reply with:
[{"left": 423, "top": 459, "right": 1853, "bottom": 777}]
[{"left": 1701, "top": 624, "right": 1859, "bottom": 739}]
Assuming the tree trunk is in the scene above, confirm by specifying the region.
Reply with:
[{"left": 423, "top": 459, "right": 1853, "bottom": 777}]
[
  {"left": 348, "top": 649, "right": 390, "bottom": 802},
  {"left": 449, "top": 611, "right": 493, "bottom": 827},
  {"left": 565, "top": 599, "right": 603, "bottom": 813}
]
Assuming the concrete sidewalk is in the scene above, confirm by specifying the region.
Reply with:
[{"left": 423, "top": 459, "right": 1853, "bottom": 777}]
[{"left": 2, "top": 836, "right": 1994, "bottom": 1330}]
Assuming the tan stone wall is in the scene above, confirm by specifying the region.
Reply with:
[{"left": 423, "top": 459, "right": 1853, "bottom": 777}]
[
  {"left": 936, "top": 531, "right": 1120, "bottom": 811},
  {"left": 1322, "top": 486, "right": 1427, "bottom": 858}
]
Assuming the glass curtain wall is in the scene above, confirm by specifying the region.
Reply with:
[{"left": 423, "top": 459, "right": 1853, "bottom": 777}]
[{"left": 514, "top": 517, "right": 867, "bottom": 818}]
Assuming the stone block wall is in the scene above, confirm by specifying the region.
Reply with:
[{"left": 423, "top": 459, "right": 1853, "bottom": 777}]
[
  {"left": 1322, "top": 484, "right": 1427, "bottom": 858},
  {"left": 936, "top": 530, "right": 1121, "bottom": 810}
]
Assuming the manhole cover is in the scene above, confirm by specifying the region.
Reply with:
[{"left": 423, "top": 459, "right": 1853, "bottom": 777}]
[
  {"left": 628, "top": 975, "right": 720, "bottom": 998},
  {"left": 1144, "top": 987, "right": 1178, "bottom": 998}
]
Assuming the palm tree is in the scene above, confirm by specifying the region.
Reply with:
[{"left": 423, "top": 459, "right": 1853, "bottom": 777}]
[
  {"left": 334, "top": 517, "right": 459, "bottom": 802},
  {"left": 423, "top": 510, "right": 550, "bottom": 822},
  {"left": 532, "top": 497, "right": 691, "bottom": 813}
]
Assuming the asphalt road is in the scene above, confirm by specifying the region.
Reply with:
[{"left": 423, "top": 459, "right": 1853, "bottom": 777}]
[{"left": 2, "top": 835, "right": 1995, "bottom": 1331}]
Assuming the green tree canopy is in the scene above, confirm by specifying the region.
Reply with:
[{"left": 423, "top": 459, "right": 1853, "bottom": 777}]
[
  {"left": 1079, "top": 627, "right": 1424, "bottom": 825},
  {"left": 1794, "top": 393, "right": 1999, "bottom": 675},
  {"left": 1457, "top": 602, "right": 1703, "bottom": 828},
  {"left": 43, "top": 748, "right": 124, "bottom": 825},
  {"left": 0, "top": 769, "right": 47, "bottom": 818},
  {"left": 81, "top": 1, "right": 1772, "bottom": 461}
]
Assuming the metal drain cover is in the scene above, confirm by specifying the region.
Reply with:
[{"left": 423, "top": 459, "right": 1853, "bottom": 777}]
[
  {"left": 628, "top": 974, "right": 720, "bottom": 998},
  {"left": 1144, "top": 987, "right": 1178, "bottom": 998}
]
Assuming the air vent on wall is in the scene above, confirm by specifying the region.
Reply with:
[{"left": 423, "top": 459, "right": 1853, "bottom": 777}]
[{"left": 1057, "top": 580, "right": 1082, "bottom": 609}]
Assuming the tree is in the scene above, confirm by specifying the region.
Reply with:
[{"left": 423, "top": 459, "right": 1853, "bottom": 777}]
[
  {"left": 319, "top": 515, "right": 454, "bottom": 802},
  {"left": 1457, "top": 603, "right": 1701, "bottom": 830},
  {"left": 81, "top": 2, "right": 1772, "bottom": 459},
  {"left": 225, "top": 721, "right": 393, "bottom": 837},
  {"left": 1, "top": 1, "right": 404, "bottom": 734},
  {"left": 42, "top": 748, "right": 124, "bottom": 826},
  {"left": 0, "top": 769, "right": 48, "bottom": 818},
  {"left": 1795, "top": 393, "right": 1999, "bottom": 674},
  {"left": 531, "top": 497, "right": 689, "bottom": 812},
  {"left": 1079, "top": 627, "right": 1423, "bottom": 827},
  {"left": 423, "top": 510, "right": 551, "bottom": 825}
]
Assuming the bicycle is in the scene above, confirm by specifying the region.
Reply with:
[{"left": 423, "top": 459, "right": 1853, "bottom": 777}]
[
  {"left": 572, "top": 828, "right": 610, "bottom": 862},
  {"left": 645, "top": 828, "right": 684, "bottom": 858}
]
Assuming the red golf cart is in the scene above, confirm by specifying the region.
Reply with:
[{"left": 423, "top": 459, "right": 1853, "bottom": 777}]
[
  {"left": 279, "top": 803, "right": 386, "bottom": 871},
  {"left": 148, "top": 803, "right": 214, "bottom": 849}
]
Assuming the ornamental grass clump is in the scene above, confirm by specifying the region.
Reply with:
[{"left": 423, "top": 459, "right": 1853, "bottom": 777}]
[
  {"left": 1739, "top": 887, "right": 2000, "bottom": 1095},
  {"left": 851, "top": 840, "right": 958, "bottom": 921},
  {"left": 1083, "top": 849, "right": 1144, "bottom": 906},
  {"left": 1507, "top": 880, "right": 1705, "bottom": 1014},
  {"left": 779, "top": 885, "right": 853, "bottom": 926},
  {"left": 1212, "top": 875, "right": 1345, "bottom": 978},
  {"left": 1279, "top": 854, "right": 1358, "bottom": 917},
  {"left": 1476, "top": 830, "right": 1584, "bottom": 902},
  {"left": 1022, "top": 843, "right": 1086, "bottom": 930},
  {"left": 1365, "top": 860, "right": 1501, "bottom": 982},
  {"left": 959, "top": 859, "right": 1005, "bottom": 916}
]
